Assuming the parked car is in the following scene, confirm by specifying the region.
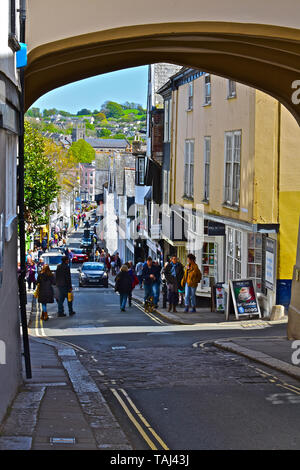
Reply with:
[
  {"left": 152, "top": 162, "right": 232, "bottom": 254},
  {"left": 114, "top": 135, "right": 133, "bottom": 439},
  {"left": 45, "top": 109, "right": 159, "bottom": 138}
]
[
  {"left": 78, "top": 262, "right": 109, "bottom": 287},
  {"left": 71, "top": 248, "right": 89, "bottom": 263},
  {"left": 41, "top": 251, "right": 63, "bottom": 272}
]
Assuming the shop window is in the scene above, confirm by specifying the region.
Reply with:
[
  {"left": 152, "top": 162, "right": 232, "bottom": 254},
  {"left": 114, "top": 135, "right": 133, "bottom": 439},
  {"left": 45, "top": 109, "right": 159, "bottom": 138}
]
[
  {"left": 247, "top": 233, "right": 263, "bottom": 292},
  {"left": 202, "top": 241, "right": 217, "bottom": 288},
  {"left": 227, "top": 227, "right": 242, "bottom": 281}
]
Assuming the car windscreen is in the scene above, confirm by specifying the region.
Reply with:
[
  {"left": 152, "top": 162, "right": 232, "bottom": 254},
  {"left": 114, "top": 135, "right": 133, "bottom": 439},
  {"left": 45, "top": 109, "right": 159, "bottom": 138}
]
[
  {"left": 72, "top": 249, "right": 83, "bottom": 254},
  {"left": 82, "top": 264, "right": 105, "bottom": 271},
  {"left": 43, "top": 256, "right": 62, "bottom": 265}
]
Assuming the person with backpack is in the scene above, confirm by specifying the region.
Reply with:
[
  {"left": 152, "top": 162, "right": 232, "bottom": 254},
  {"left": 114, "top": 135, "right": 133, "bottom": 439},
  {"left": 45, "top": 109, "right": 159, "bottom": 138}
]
[
  {"left": 115, "top": 265, "right": 133, "bottom": 312},
  {"left": 181, "top": 253, "right": 202, "bottom": 312}
]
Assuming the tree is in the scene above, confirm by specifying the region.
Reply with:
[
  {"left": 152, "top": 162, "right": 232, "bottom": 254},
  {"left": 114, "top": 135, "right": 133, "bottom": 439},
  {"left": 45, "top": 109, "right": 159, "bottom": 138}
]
[
  {"left": 44, "top": 139, "right": 79, "bottom": 194},
  {"left": 69, "top": 139, "right": 95, "bottom": 163},
  {"left": 98, "top": 128, "right": 111, "bottom": 138},
  {"left": 113, "top": 133, "right": 126, "bottom": 139},
  {"left": 43, "top": 108, "right": 58, "bottom": 117},
  {"left": 77, "top": 108, "right": 91, "bottom": 116},
  {"left": 101, "top": 101, "right": 123, "bottom": 119},
  {"left": 96, "top": 112, "right": 106, "bottom": 121},
  {"left": 25, "top": 107, "right": 41, "bottom": 118},
  {"left": 24, "top": 122, "right": 60, "bottom": 231}
]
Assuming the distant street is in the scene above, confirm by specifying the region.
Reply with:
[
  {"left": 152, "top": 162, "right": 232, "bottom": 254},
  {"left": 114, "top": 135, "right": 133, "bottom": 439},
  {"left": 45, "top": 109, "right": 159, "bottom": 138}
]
[{"left": 30, "top": 227, "right": 300, "bottom": 450}]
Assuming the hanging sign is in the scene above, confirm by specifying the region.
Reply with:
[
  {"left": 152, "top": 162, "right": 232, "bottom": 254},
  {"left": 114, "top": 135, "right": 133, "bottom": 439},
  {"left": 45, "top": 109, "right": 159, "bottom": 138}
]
[{"left": 227, "top": 279, "right": 261, "bottom": 319}]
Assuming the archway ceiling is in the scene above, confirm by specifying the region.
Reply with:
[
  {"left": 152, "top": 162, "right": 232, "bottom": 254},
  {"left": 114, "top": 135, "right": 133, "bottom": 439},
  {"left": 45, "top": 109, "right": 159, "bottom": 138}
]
[{"left": 24, "top": 22, "right": 300, "bottom": 123}]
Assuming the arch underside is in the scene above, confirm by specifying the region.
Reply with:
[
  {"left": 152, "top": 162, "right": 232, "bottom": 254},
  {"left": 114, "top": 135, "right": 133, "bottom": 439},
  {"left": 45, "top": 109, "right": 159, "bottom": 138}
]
[{"left": 25, "top": 22, "right": 300, "bottom": 123}]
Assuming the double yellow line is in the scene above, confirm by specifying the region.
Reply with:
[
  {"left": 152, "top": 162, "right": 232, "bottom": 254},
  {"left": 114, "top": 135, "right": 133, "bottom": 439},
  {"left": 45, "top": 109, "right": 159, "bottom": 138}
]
[
  {"left": 132, "top": 300, "right": 165, "bottom": 325},
  {"left": 111, "top": 388, "right": 169, "bottom": 450}
]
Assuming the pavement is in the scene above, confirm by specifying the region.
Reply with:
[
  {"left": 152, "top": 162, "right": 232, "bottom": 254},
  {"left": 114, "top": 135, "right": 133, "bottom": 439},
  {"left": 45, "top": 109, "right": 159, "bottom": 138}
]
[
  {"left": 0, "top": 292, "right": 132, "bottom": 450},
  {"left": 1, "top": 234, "right": 298, "bottom": 449}
]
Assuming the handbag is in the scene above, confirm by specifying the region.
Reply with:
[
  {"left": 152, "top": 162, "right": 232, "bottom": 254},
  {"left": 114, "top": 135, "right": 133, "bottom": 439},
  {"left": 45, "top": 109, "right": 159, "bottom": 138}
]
[
  {"left": 33, "top": 283, "right": 40, "bottom": 299},
  {"left": 67, "top": 291, "right": 74, "bottom": 302}
]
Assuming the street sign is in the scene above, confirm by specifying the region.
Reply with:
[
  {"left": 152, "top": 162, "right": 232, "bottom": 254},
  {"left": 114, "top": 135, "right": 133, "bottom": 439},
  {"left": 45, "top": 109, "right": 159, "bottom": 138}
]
[{"left": 227, "top": 279, "right": 261, "bottom": 320}]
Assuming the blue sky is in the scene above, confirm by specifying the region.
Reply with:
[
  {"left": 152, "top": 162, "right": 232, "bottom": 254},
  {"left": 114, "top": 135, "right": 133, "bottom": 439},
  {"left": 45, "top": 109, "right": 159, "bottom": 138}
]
[{"left": 32, "top": 66, "right": 149, "bottom": 113}]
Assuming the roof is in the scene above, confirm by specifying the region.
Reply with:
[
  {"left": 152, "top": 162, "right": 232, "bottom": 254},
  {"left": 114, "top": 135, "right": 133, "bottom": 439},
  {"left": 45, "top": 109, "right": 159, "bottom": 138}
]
[{"left": 85, "top": 138, "right": 129, "bottom": 149}]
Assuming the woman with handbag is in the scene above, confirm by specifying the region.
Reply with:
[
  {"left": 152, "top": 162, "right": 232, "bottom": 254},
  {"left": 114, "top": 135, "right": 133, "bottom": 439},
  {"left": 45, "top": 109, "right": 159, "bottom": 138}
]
[{"left": 36, "top": 264, "right": 55, "bottom": 321}]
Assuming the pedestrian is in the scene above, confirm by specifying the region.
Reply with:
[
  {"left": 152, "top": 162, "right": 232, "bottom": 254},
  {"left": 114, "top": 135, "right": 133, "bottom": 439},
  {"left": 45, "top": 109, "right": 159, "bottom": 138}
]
[
  {"left": 163, "top": 255, "right": 184, "bottom": 313},
  {"left": 36, "top": 264, "right": 55, "bottom": 321},
  {"left": 42, "top": 237, "right": 47, "bottom": 252},
  {"left": 75, "top": 222, "right": 78, "bottom": 231},
  {"left": 37, "top": 257, "right": 45, "bottom": 274},
  {"left": 105, "top": 253, "right": 111, "bottom": 273},
  {"left": 127, "top": 261, "right": 139, "bottom": 307},
  {"left": 99, "top": 250, "right": 106, "bottom": 263},
  {"left": 141, "top": 257, "right": 157, "bottom": 304},
  {"left": 55, "top": 256, "right": 76, "bottom": 317},
  {"left": 115, "top": 264, "right": 132, "bottom": 312},
  {"left": 135, "top": 258, "right": 144, "bottom": 288},
  {"left": 26, "top": 259, "right": 37, "bottom": 291},
  {"left": 181, "top": 253, "right": 202, "bottom": 313},
  {"left": 152, "top": 261, "right": 161, "bottom": 308},
  {"left": 95, "top": 249, "right": 100, "bottom": 262},
  {"left": 115, "top": 253, "right": 121, "bottom": 274},
  {"left": 111, "top": 255, "right": 116, "bottom": 276}
]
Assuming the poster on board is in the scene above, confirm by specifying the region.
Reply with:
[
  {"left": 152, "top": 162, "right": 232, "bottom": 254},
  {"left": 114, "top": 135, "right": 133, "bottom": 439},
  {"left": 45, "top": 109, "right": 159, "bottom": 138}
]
[
  {"left": 215, "top": 282, "right": 225, "bottom": 312},
  {"left": 228, "top": 279, "right": 261, "bottom": 319}
]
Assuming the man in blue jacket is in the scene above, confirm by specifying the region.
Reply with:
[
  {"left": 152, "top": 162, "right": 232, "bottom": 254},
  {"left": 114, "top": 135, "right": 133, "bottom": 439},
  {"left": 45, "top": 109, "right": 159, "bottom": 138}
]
[{"left": 141, "top": 257, "right": 158, "bottom": 305}]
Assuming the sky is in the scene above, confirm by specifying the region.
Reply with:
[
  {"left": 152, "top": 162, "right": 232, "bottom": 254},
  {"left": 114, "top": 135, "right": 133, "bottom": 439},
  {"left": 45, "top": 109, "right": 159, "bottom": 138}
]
[{"left": 32, "top": 65, "right": 149, "bottom": 113}]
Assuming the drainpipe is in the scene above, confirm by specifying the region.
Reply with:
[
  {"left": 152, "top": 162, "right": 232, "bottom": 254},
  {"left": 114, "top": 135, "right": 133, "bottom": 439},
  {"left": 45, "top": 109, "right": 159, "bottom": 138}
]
[{"left": 18, "top": 0, "right": 32, "bottom": 379}]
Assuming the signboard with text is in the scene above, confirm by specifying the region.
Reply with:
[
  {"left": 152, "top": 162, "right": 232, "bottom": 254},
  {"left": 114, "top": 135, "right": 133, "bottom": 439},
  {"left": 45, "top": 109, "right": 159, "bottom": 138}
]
[
  {"left": 227, "top": 279, "right": 261, "bottom": 319},
  {"left": 265, "top": 238, "right": 276, "bottom": 291}
]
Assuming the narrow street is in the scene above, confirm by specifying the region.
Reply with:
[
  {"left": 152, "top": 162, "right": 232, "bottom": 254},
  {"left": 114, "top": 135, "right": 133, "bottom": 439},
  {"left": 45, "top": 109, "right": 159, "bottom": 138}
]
[{"left": 28, "top": 228, "right": 300, "bottom": 450}]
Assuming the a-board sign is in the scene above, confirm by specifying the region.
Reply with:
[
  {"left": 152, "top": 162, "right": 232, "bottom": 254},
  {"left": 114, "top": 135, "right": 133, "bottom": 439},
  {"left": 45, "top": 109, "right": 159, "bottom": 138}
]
[
  {"left": 226, "top": 279, "right": 261, "bottom": 320},
  {"left": 215, "top": 282, "right": 225, "bottom": 312}
]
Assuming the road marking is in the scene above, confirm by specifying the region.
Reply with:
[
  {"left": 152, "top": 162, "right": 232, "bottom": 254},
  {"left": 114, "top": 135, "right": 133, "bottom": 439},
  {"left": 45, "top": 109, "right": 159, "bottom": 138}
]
[
  {"left": 132, "top": 300, "right": 165, "bottom": 325},
  {"left": 110, "top": 388, "right": 168, "bottom": 450},
  {"left": 119, "top": 388, "right": 169, "bottom": 450},
  {"left": 97, "top": 370, "right": 104, "bottom": 376}
]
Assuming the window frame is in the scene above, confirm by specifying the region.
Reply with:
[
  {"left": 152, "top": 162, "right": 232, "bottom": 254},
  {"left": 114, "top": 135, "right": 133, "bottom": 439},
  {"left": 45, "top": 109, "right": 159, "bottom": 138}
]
[
  {"left": 187, "top": 82, "right": 193, "bottom": 111},
  {"left": 5, "top": 133, "right": 17, "bottom": 242},
  {"left": 227, "top": 80, "right": 237, "bottom": 99},
  {"left": 223, "top": 130, "right": 241, "bottom": 208},
  {"left": 184, "top": 140, "right": 194, "bottom": 199},
  {"left": 203, "top": 74, "right": 211, "bottom": 105},
  {"left": 135, "top": 156, "right": 145, "bottom": 186},
  {"left": 203, "top": 136, "right": 211, "bottom": 202}
]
